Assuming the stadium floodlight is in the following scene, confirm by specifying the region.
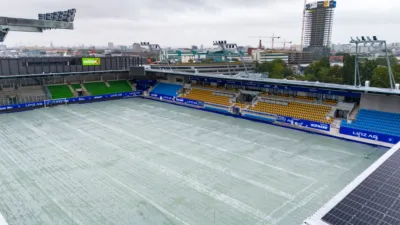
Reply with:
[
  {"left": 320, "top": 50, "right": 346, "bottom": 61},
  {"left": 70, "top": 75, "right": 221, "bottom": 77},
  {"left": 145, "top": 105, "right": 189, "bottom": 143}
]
[
  {"left": 38, "top": 9, "right": 76, "bottom": 22},
  {"left": 212, "top": 40, "right": 249, "bottom": 74},
  {"left": 349, "top": 35, "right": 395, "bottom": 89},
  {"left": 139, "top": 42, "right": 172, "bottom": 71}
]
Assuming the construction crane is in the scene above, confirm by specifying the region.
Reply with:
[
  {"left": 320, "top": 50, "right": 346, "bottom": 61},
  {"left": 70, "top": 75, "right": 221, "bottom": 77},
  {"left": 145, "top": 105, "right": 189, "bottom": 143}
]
[
  {"left": 274, "top": 40, "right": 293, "bottom": 49},
  {"left": 249, "top": 34, "right": 281, "bottom": 50}
]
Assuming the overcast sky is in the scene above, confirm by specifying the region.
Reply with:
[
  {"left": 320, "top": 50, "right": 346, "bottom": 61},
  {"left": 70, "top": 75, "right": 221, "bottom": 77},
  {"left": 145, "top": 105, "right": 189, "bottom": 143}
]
[{"left": 3, "top": 0, "right": 400, "bottom": 48}]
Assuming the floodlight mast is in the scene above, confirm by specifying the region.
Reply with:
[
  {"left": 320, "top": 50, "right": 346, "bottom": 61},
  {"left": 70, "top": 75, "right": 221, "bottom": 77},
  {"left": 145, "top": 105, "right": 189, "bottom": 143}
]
[
  {"left": 0, "top": 9, "right": 76, "bottom": 42},
  {"left": 140, "top": 42, "right": 172, "bottom": 71},
  {"left": 213, "top": 40, "right": 249, "bottom": 74},
  {"left": 349, "top": 36, "right": 396, "bottom": 89}
]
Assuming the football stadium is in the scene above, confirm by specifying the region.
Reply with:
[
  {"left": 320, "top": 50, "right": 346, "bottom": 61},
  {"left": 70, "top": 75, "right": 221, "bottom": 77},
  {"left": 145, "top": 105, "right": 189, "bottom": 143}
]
[
  {"left": 2, "top": 3, "right": 400, "bottom": 225},
  {"left": 0, "top": 55, "right": 398, "bottom": 225}
]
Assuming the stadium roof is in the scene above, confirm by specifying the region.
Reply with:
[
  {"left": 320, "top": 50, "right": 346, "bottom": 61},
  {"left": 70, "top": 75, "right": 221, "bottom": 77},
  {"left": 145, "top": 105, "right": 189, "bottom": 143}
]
[
  {"left": 146, "top": 69, "right": 400, "bottom": 95},
  {"left": 1, "top": 67, "right": 399, "bottom": 95}
]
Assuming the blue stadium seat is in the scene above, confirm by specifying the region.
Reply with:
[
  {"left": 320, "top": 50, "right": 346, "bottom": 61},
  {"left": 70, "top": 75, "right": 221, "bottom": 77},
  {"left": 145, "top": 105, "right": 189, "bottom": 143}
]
[
  {"left": 150, "top": 83, "right": 182, "bottom": 97},
  {"left": 341, "top": 109, "right": 400, "bottom": 136}
]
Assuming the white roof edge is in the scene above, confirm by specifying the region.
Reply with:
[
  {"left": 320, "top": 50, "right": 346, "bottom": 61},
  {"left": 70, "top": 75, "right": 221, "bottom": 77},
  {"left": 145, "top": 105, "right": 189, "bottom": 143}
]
[
  {"left": 0, "top": 213, "right": 8, "bottom": 225},
  {"left": 302, "top": 141, "right": 400, "bottom": 225},
  {"left": 147, "top": 69, "right": 400, "bottom": 95}
]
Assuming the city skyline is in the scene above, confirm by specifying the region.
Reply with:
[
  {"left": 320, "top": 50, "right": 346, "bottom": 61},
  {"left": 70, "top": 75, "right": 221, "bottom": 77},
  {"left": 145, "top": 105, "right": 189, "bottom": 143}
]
[{"left": 2, "top": 0, "right": 400, "bottom": 47}]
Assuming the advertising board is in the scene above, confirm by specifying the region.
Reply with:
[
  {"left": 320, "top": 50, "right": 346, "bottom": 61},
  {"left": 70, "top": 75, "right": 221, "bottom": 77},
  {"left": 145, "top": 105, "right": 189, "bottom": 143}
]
[
  {"left": 0, "top": 91, "right": 142, "bottom": 112},
  {"left": 310, "top": 2, "right": 318, "bottom": 9},
  {"left": 276, "top": 116, "right": 331, "bottom": 131},
  {"left": 82, "top": 58, "right": 101, "bottom": 66},
  {"left": 339, "top": 126, "right": 400, "bottom": 144}
]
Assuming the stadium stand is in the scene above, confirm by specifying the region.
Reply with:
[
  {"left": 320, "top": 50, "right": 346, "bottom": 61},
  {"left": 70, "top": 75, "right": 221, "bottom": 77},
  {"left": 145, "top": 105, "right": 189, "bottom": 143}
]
[
  {"left": 250, "top": 101, "right": 333, "bottom": 123},
  {"left": 47, "top": 85, "right": 74, "bottom": 99},
  {"left": 324, "top": 99, "right": 338, "bottom": 105},
  {"left": 295, "top": 96, "right": 317, "bottom": 102},
  {"left": 83, "top": 81, "right": 132, "bottom": 95},
  {"left": 82, "top": 82, "right": 109, "bottom": 95},
  {"left": 341, "top": 109, "right": 400, "bottom": 136},
  {"left": 150, "top": 83, "right": 182, "bottom": 97},
  {"left": 17, "top": 86, "right": 47, "bottom": 103},
  {"left": 183, "top": 88, "right": 232, "bottom": 106},
  {"left": 108, "top": 80, "right": 133, "bottom": 92},
  {"left": 235, "top": 102, "right": 248, "bottom": 109},
  {"left": 71, "top": 83, "right": 82, "bottom": 90}
]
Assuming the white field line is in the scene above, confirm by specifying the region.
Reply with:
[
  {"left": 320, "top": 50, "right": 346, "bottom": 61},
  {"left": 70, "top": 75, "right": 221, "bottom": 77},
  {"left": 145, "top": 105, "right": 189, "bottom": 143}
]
[
  {"left": 82, "top": 105, "right": 316, "bottom": 182},
  {"left": 95, "top": 104, "right": 347, "bottom": 171},
  {"left": 265, "top": 150, "right": 370, "bottom": 225},
  {"left": 42, "top": 109, "right": 273, "bottom": 224},
  {"left": 0, "top": 129, "right": 85, "bottom": 225},
  {"left": 259, "top": 180, "right": 317, "bottom": 225},
  {"left": 270, "top": 185, "right": 328, "bottom": 225},
  {"left": 64, "top": 107, "right": 294, "bottom": 199},
  {"left": 15, "top": 115, "right": 191, "bottom": 225},
  {"left": 131, "top": 103, "right": 299, "bottom": 142}
]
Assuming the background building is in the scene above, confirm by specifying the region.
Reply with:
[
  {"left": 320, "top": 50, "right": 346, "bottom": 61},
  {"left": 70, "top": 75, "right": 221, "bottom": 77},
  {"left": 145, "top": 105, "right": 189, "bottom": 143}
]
[
  {"left": 132, "top": 43, "right": 141, "bottom": 52},
  {"left": 302, "top": 0, "right": 336, "bottom": 61},
  {"left": 251, "top": 50, "right": 289, "bottom": 63}
]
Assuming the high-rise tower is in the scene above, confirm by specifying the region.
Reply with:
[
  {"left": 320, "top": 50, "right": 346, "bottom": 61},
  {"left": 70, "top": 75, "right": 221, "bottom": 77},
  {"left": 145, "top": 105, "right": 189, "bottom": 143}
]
[{"left": 302, "top": 1, "right": 336, "bottom": 61}]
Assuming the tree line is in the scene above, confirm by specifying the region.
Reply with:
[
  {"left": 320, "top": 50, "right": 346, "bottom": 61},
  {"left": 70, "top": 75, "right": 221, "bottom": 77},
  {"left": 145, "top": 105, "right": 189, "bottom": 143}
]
[{"left": 256, "top": 54, "right": 399, "bottom": 88}]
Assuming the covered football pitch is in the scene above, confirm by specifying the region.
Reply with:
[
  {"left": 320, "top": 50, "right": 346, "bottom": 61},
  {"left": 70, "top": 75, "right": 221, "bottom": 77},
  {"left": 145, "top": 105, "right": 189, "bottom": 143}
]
[{"left": 0, "top": 98, "right": 384, "bottom": 225}]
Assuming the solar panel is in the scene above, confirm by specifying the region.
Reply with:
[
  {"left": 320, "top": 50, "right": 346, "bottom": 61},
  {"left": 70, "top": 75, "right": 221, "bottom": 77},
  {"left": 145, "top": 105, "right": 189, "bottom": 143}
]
[{"left": 322, "top": 149, "right": 400, "bottom": 225}]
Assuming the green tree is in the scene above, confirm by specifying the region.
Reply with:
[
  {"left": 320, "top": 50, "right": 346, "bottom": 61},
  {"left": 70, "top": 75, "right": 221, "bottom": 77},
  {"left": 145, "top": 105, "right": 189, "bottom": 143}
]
[
  {"left": 188, "top": 59, "right": 194, "bottom": 63},
  {"left": 341, "top": 54, "right": 355, "bottom": 85},
  {"left": 375, "top": 55, "right": 398, "bottom": 66},
  {"left": 359, "top": 59, "right": 377, "bottom": 84},
  {"left": 371, "top": 66, "right": 390, "bottom": 88}
]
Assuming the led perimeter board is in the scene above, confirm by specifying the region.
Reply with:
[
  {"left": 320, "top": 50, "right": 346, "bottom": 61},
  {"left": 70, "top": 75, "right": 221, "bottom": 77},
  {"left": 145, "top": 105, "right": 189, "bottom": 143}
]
[{"left": 82, "top": 58, "right": 101, "bottom": 66}]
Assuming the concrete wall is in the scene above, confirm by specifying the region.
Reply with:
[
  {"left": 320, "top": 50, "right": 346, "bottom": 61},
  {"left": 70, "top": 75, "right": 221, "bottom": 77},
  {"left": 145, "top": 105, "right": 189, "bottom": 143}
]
[{"left": 360, "top": 93, "right": 400, "bottom": 113}]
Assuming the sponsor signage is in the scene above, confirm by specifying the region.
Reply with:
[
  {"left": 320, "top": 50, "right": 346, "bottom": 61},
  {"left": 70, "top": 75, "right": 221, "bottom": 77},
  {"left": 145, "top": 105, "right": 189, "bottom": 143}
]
[
  {"left": 0, "top": 91, "right": 142, "bottom": 112},
  {"left": 339, "top": 126, "right": 400, "bottom": 144},
  {"left": 175, "top": 97, "right": 204, "bottom": 106},
  {"left": 276, "top": 116, "right": 330, "bottom": 131},
  {"left": 310, "top": 2, "right": 318, "bottom": 9},
  {"left": 82, "top": 58, "right": 101, "bottom": 66}
]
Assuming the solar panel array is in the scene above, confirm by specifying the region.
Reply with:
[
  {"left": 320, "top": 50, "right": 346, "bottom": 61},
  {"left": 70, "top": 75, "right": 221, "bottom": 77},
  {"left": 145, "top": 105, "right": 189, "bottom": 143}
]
[
  {"left": 322, "top": 149, "right": 400, "bottom": 225},
  {"left": 38, "top": 9, "right": 76, "bottom": 22}
]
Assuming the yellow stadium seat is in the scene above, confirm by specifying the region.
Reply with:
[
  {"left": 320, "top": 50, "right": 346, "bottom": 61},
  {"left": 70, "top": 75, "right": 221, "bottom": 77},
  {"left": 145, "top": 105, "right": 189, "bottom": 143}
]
[
  {"left": 183, "top": 89, "right": 232, "bottom": 106},
  {"left": 250, "top": 101, "right": 333, "bottom": 124}
]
